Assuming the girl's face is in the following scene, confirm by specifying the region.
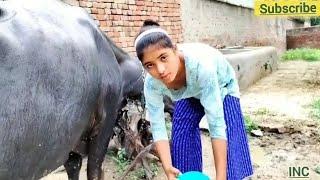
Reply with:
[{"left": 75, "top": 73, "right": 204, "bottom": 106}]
[{"left": 141, "top": 44, "right": 181, "bottom": 86}]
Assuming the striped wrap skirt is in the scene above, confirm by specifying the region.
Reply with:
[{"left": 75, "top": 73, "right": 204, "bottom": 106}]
[{"left": 170, "top": 95, "right": 253, "bottom": 180}]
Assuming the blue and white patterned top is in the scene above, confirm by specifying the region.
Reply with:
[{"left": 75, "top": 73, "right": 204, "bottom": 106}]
[{"left": 144, "top": 43, "right": 240, "bottom": 141}]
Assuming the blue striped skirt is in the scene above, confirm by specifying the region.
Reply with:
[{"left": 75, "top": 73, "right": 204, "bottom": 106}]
[{"left": 170, "top": 95, "right": 253, "bottom": 180}]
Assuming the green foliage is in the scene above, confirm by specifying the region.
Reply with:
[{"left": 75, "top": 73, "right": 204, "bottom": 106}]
[
  {"left": 281, "top": 48, "right": 320, "bottom": 61},
  {"left": 111, "top": 148, "right": 130, "bottom": 173},
  {"left": 311, "top": 17, "right": 320, "bottom": 26},
  {"left": 255, "top": 108, "right": 270, "bottom": 115},
  {"left": 310, "top": 99, "right": 320, "bottom": 120},
  {"left": 244, "top": 115, "right": 259, "bottom": 133},
  {"left": 315, "top": 164, "right": 320, "bottom": 174}
]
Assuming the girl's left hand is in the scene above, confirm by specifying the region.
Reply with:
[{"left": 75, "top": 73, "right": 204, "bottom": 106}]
[{"left": 165, "top": 166, "right": 181, "bottom": 180}]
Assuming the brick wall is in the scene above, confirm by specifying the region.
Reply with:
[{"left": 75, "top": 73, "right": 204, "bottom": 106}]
[
  {"left": 287, "top": 26, "right": 320, "bottom": 49},
  {"left": 64, "top": 0, "right": 183, "bottom": 55}
]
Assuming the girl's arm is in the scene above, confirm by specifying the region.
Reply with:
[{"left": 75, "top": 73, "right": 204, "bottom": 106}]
[
  {"left": 155, "top": 140, "right": 180, "bottom": 179},
  {"left": 212, "top": 139, "right": 227, "bottom": 180},
  {"left": 197, "top": 56, "right": 228, "bottom": 180},
  {"left": 144, "top": 77, "right": 180, "bottom": 179}
]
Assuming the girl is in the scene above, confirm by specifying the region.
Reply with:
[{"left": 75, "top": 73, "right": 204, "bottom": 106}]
[{"left": 135, "top": 20, "right": 253, "bottom": 180}]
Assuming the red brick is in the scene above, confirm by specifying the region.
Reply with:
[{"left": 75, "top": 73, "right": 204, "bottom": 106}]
[
  {"left": 136, "top": 1, "right": 144, "bottom": 6},
  {"left": 105, "top": 9, "right": 111, "bottom": 15},
  {"left": 118, "top": 21, "right": 124, "bottom": 26},
  {"left": 123, "top": 4, "right": 129, "bottom": 9},
  {"left": 137, "top": 6, "right": 145, "bottom": 11},
  {"left": 106, "top": 21, "right": 112, "bottom": 26},
  {"left": 119, "top": 37, "right": 127, "bottom": 42},
  {"left": 133, "top": 16, "right": 142, "bottom": 21},
  {"left": 111, "top": 3, "right": 117, "bottom": 9},
  {"left": 134, "top": 21, "right": 141, "bottom": 26},
  {"left": 105, "top": 3, "right": 112, "bottom": 8},
  {"left": 97, "top": 15, "right": 107, "bottom": 20},
  {"left": 123, "top": 21, "right": 129, "bottom": 26},
  {"left": 130, "top": 31, "right": 137, "bottom": 36},
  {"left": 151, "top": 7, "right": 159, "bottom": 11},
  {"left": 120, "top": 31, "right": 126, "bottom": 37},
  {"left": 107, "top": 32, "right": 114, "bottom": 37},
  {"left": 115, "top": 27, "right": 124, "bottom": 32},
  {"left": 99, "top": 0, "right": 114, "bottom": 2},
  {"left": 127, "top": 10, "right": 133, "bottom": 15},
  {"left": 121, "top": 10, "right": 127, "bottom": 15},
  {"left": 100, "top": 26, "right": 109, "bottom": 32},
  {"left": 114, "top": 15, "right": 121, "bottom": 21},
  {"left": 100, "top": 21, "right": 107, "bottom": 26},
  {"left": 111, "top": 9, "right": 117, "bottom": 15},
  {"left": 98, "top": 8, "right": 104, "bottom": 14},
  {"left": 121, "top": 16, "right": 128, "bottom": 21},
  {"left": 133, "top": 27, "right": 140, "bottom": 31},
  {"left": 154, "top": 3, "right": 161, "bottom": 7},
  {"left": 128, "top": 5, "right": 136, "bottom": 10},
  {"left": 111, "top": 9, "right": 122, "bottom": 15},
  {"left": 111, "top": 31, "right": 119, "bottom": 37},
  {"left": 146, "top": 2, "right": 154, "bottom": 6},
  {"left": 92, "top": 2, "right": 99, "bottom": 8}
]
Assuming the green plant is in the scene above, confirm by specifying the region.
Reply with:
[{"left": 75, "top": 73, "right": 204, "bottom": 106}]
[
  {"left": 281, "top": 48, "right": 320, "bottom": 61},
  {"left": 310, "top": 99, "right": 320, "bottom": 120},
  {"left": 255, "top": 108, "right": 269, "bottom": 115},
  {"left": 244, "top": 115, "right": 258, "bottom": 133},
  {"left": 311, "top": 17, "right": 320, "bottom": 26},
  {"left": 150, "top": 161, "right": 159, "bottom": 175},
  {"left": 130, "top": 168, "right": 145, "bottom": 180},
  {"left": 315, "top": 164, "right": 320, "bottom": 174},
  {"left": 111, "top": 148, "right": 130, "bottom": 173},
  {"left": 128, "top": 160, "right": 159, "bottom": 179}
]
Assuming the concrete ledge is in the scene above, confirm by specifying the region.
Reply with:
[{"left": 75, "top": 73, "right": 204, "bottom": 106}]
[{"left": 221, "top": 46, "right": 278, "bottom": 90}]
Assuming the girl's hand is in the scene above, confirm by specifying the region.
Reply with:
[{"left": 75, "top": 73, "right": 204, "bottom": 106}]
[{"left": 165, "top": 166, "right": 181, "bottom": 180}]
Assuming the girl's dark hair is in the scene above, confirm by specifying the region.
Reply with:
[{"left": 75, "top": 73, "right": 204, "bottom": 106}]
[{"left": 135, "top": 19, "right": 174, "bottom": 61}]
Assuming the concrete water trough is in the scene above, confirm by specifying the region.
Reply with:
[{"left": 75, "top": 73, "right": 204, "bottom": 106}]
[{"left": 221, "top": 46, "right": 278, "bottom": 90}]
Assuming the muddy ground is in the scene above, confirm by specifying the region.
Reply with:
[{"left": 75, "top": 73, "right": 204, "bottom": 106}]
[{"left": 43, "top": 60, "right": 320, "bottom": 180}]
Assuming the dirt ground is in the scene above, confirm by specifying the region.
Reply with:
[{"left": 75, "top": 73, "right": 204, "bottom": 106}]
[
  {"left": 238, "top": 60, "right": 320, "bottom": 180},
  {"left": 42, "top": 60, "right": 320, "bottom": 180}
]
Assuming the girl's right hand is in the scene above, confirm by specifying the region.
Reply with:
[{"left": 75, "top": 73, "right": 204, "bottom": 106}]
[{"left": 165, "top": 166, "right": 181, "bottom": 180}]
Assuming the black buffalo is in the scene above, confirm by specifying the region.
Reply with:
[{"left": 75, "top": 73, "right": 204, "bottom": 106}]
[{"left": 0, "top": 0, "right": 143, "bottom": 179}]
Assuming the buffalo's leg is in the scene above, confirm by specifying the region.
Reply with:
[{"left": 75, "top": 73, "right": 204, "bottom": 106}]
[
  {"left": 64, "top": 152, "right": 82, "bottom": 180},
  {"left": 87, "top": 93, "right": 119, "bottom": 180}
]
